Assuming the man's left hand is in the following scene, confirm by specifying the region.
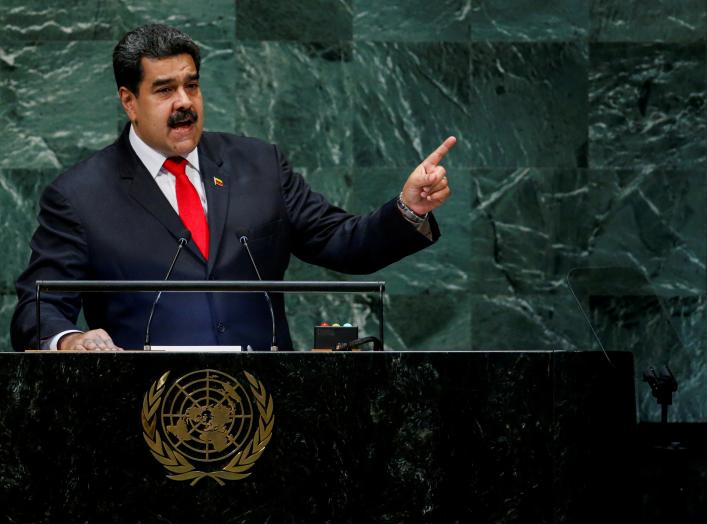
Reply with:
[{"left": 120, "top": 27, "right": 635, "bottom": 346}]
[{"left": 401, "top": 136, "right": 457, "bottom": 216}]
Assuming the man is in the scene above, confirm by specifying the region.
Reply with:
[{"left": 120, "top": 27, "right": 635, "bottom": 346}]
[{"left": 11, "top": 24, "right": 455, "bottom": 351}]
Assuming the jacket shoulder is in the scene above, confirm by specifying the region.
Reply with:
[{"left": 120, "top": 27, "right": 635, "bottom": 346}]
[{"left": 49, "top": 141, "right": 123, "bottom": 194}]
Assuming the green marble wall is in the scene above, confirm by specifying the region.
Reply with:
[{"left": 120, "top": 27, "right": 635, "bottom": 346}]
[{"left": 0, "top": 1, "right": 705, "bottom": 419}]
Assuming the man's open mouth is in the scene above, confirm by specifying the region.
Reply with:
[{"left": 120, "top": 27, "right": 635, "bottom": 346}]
[
  {"left": 168, "top": 109, "right": 198, "bottom": 130},
  {"left": 170, "top": 120, "right": 194, "bottom": 129}
]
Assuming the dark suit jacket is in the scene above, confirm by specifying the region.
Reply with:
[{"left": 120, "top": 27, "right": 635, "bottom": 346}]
[{"left": 11, "top": 125, "right": 439, "bottom": 351}]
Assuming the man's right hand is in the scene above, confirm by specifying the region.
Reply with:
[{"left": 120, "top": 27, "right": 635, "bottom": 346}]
[{"left": 58, "top": 329, "right": 123, "bottom": 351}]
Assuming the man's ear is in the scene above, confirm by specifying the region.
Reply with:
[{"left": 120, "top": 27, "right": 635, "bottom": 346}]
[{"left": 118, "top": 87, "right": 138, "bottom": 122}]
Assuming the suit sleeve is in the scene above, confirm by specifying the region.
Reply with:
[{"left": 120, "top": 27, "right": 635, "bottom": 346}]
[
  {"left": 276, "top": 146, "right": 440, "bottom": 274},
  {"left": 11, "top": 183, "right": 88, "bottom": 351}
]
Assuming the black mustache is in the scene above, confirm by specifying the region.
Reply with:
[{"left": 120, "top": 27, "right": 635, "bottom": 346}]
[{"left": 168, "top": 109, "right": 198, "bottom": 127}]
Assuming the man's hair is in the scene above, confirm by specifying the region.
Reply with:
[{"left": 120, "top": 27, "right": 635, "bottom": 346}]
[{"left": 112, "top": 24, "right": 200, "bottom": 95}]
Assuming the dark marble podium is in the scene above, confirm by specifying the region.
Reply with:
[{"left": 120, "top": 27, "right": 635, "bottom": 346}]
[{"left": 0, "top": 351, "right": 635, "bottom": 523}]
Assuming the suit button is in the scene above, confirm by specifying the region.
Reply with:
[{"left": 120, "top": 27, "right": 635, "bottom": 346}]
[{"left": 216, "top": 321, "right": 226, "bottom": 333}]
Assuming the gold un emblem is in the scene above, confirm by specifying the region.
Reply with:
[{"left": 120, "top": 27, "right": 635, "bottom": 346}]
[{"left": 141, "top": 369, "right": 275, "bottom": 485}]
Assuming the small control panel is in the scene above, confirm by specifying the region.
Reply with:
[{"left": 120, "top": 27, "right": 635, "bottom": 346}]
[{"left": 314, "top": 322, "right": 358, "bottom": 350}]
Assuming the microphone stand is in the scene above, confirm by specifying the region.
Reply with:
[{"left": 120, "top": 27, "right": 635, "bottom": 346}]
[
  {"left": 641, "top": 365, "right": 687, "bottom": 522},
  {"left": 144, "top": 233, "right": 190, "bottom": 350},
  {"left": 239, "top": 236, "right": 278, "bottom": 351}
]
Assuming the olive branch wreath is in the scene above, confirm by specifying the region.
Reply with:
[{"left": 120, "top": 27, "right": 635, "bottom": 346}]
[{"left": 141, "top": 370, "right": 275, "bottom": 486}]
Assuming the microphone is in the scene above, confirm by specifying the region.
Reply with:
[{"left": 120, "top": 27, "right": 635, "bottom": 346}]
[
  {"left": 239, "top": 235, "right": 278, "bottom": 351},
  {"left": 144, "top": 230, "right": 191, "bottom": 350}
]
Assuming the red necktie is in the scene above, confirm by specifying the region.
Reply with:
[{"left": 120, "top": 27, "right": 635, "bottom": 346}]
[{"left": 162, "top": 157, "right": 209, "bottom": 260}]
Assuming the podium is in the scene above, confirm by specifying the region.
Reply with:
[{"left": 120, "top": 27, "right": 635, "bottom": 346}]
[{"left": 0, "top": 351, "right": 635, "bottom": 523}]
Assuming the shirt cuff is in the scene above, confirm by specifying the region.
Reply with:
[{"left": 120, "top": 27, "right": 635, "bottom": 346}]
[
  {"left": 413, "top": 218, "right": 433, "bottom": 241},
  {"left": 47, "top": 329, "right": 83, "bottom": 350},
  {"left": 397, "top": 193, "right": 434, "bottom": 241}
]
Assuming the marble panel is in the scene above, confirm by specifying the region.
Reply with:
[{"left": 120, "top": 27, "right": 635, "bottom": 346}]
[
  {"left": 0, "top": 1, "right": 235, "bottom": 43},
  {"left": 348, "top": 166, "right": 470, "bottom": 295},
  {"left": 236, "top": 0, "right": 353, "bottom": 42},
  {"left": 233, "top": 42, "right": 352, "bottom": 168},
  {"left": 0, "top": 42, "right": 118, "bottom": 170},
  {"left": 471, "top": 0, "right": 588, "bottom": 42},
  {"left": 589, "top": 43, "right": 706, "bottom": 169},
  {"left": 0, "top": 0, "right": 123, "bottom": 41},
  {"left": 661, "top": 296, "right": 707, "bottom": 421},
  {"left": 353, "top": 0, "right": 470, "bottom": 42},
  {"left": 591, "top": 0, "right": 707, "bottom": 42},
  {"left": 199, "top": 42, "right": 236, "bottom": 134},
  {"left": 0, "top": 169, "right": 56, "bottom": 291},
  {"left": 385, "top": 291, "right": 471, "bottom": 349},
  {"left": 471, "top": 168, "right": 705, "bottom": 297},
  {"left": 471, "top": 168, "right": 610, "bottom": 294},
  {"left": 470, "top": 42, "right": 588, "bottom": 168},
  {"left": 353, "top": 42, "right": 471, "bottom": 168},
  {"left": 119, "top": 0, "right": 236, "bottom": 41},
  {"left": 586, "top": 169, "right": 705, "bottom": 295},
  {"left": 470, "top": 293, "right": 592, "bottom": 351}
]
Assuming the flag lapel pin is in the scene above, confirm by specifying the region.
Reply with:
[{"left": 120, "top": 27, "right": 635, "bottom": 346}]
[{"left": 213, "top": 177, "right": 224, "bottom": 187}]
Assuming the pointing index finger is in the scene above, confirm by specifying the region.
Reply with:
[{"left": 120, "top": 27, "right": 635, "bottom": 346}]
[{"left": 422, "top": 136, "right": 457, "bottom": 171}]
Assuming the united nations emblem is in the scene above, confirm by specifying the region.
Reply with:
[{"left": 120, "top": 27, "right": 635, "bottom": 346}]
[{"left": 141, "top": 369, "right": 275, "bottom": 485}]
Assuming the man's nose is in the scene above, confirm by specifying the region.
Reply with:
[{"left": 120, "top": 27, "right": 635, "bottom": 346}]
[{"left": 173, "top": 86, "right": 192, "bottom": 109}]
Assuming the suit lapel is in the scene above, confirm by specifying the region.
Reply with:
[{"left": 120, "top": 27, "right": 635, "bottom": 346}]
[
  {"left": 117, "top": 126, "right": 206, "bottom": 263},
  {"left": 199, "top": 138, "right": 231, "bottom": 275}
]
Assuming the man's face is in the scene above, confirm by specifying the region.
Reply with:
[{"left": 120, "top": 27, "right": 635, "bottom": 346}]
[{"left": 119, "top": 53, "right": 204, "bottom": 157}]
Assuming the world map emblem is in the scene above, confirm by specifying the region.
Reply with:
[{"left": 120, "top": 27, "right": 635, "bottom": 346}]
[{"left": 141, "top": 369, "right": 275, "bottom": 485}]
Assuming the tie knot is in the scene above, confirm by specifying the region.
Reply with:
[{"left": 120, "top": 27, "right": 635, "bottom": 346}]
[{"left": 163, "top": 157, "right": 188, "bottom": 177}]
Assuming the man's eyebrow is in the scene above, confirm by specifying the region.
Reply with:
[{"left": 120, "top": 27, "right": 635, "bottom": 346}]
[
  {"left": 151, "top": 74, "right": 199, "bottom": 89},
  {"left": 151, "top": 77, "right": 175, "bottom": 89}
]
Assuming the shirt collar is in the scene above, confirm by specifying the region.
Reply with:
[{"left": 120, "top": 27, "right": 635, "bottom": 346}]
[{"left": 128, "top": 124, "right": 200, "bottom": 178}]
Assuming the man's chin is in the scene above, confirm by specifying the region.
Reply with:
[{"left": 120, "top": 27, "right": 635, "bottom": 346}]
[{"left": 168, "top": 125, "right": 201, "bottom": 155}]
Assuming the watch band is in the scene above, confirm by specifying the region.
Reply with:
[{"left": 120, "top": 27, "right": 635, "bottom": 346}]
[{"left": 397, "top": 192, "right": 428, "bottom": 224}]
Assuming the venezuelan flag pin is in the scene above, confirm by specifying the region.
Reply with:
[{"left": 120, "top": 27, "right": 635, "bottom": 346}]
[{"left": 213, "top": 176, "right": 224, "bottom": 187}]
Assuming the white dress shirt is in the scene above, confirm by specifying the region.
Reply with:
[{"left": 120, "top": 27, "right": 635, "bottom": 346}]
[{"left": 128, "top": 124, "right": 208, "bottom": 215}]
